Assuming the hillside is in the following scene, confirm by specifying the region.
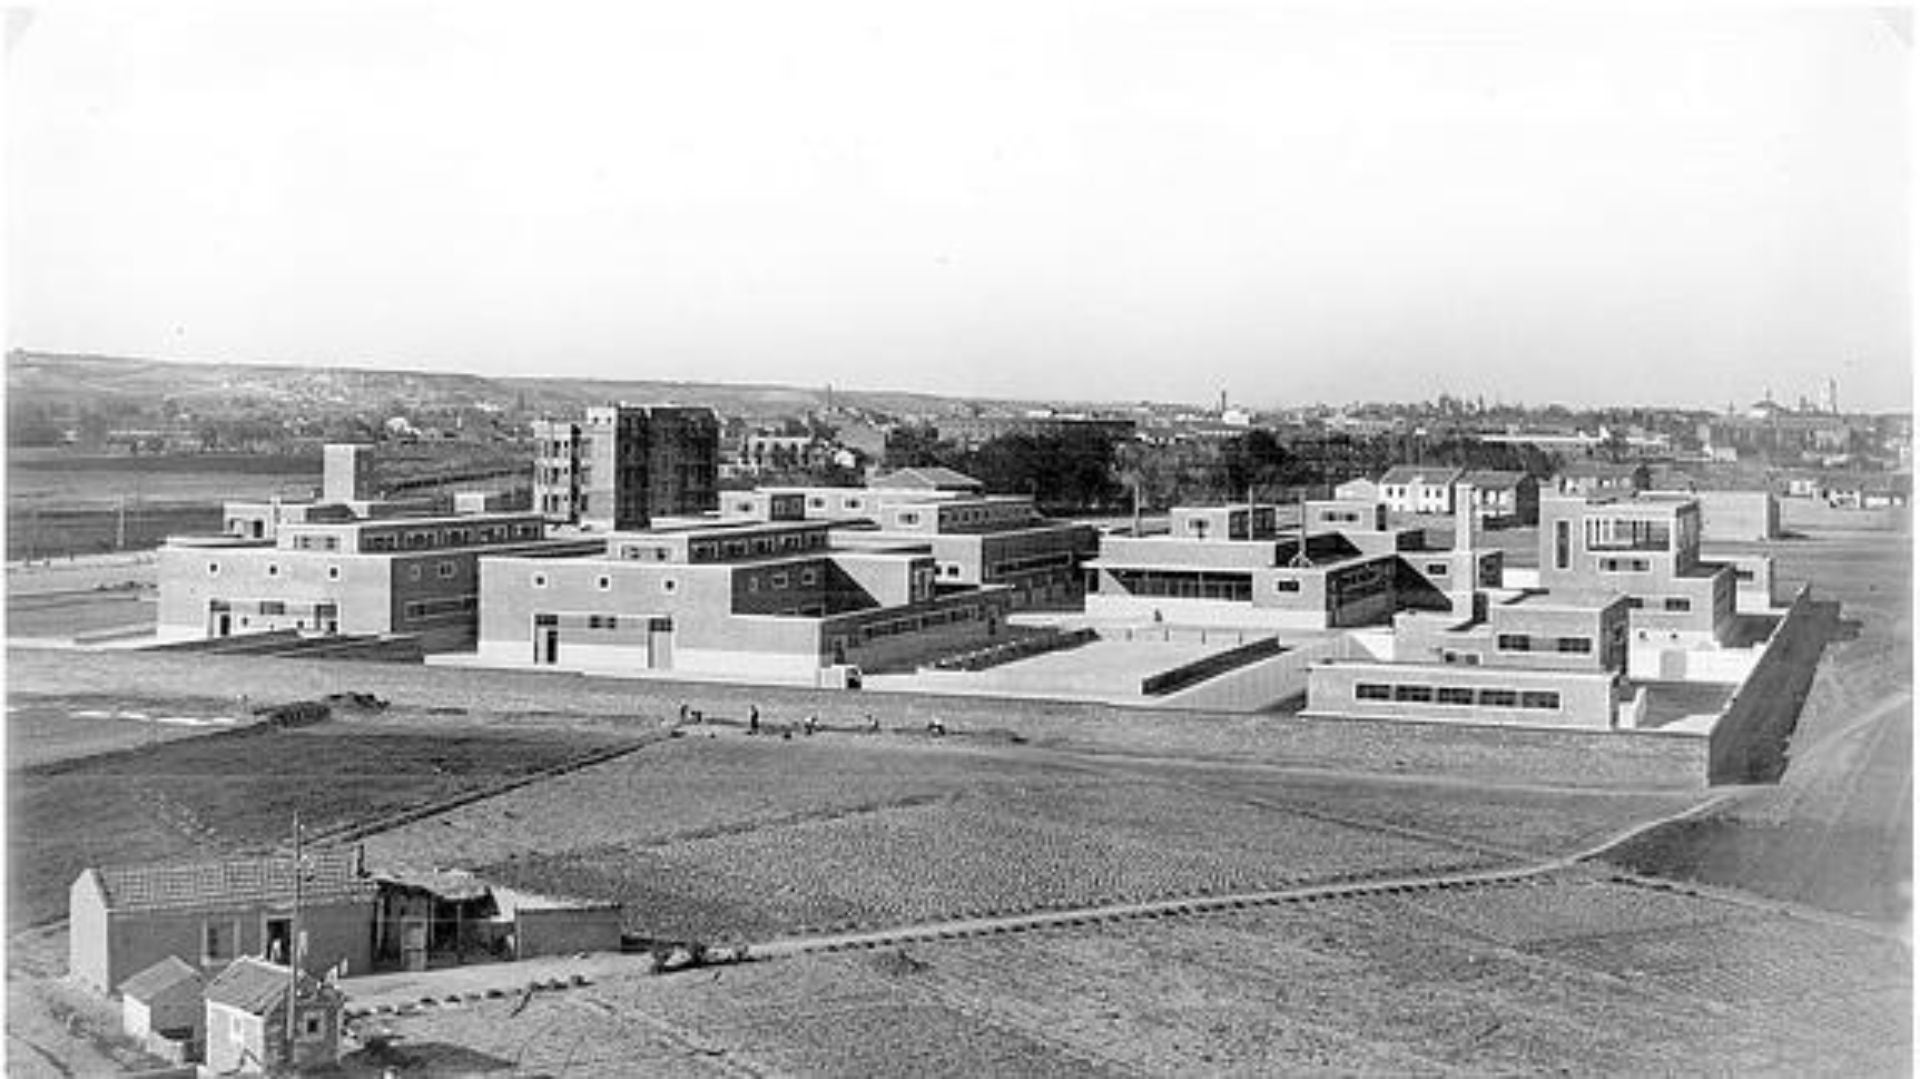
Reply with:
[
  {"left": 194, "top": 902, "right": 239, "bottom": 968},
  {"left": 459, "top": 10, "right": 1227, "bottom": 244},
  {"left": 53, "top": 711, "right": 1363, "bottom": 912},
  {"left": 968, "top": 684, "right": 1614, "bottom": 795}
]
[{"left": 6, "top": 350, "right": 1067, "bottom": 422}]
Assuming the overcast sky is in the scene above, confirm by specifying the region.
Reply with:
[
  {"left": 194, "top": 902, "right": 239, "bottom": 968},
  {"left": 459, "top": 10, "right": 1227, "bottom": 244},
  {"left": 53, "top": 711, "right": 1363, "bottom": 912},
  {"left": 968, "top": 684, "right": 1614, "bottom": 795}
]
[{"left": 6, "top": 2, "right": 1911, "bottom": 411}]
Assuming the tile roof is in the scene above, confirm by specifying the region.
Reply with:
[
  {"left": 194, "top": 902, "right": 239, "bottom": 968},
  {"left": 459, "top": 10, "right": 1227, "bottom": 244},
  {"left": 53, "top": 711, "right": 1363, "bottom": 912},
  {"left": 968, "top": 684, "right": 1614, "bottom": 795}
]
[
  {"left": 204, "top": 956, "right": 329, "bottom": 1014},
  {"left": 89, "top": 848, "right": 373, "bottom": 915},
  {"left": 1459, "top": 469, "right": 1529, "bottom": 488},
  {"left": 870, "top": 467, "right": 983, "bottom": 491},
  {"left": 118, "top": 955, "right": 205, "bottom": 1001},
  {"left": 1378, "top": 466, "right": 1462, "bottom": 486}
]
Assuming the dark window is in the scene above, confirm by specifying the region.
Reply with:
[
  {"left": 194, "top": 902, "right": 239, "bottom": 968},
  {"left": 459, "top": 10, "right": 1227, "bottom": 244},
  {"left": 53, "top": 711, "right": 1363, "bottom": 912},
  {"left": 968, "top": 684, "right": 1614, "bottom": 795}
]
[
  {"left": 259, "top": 601, "right": 286, "bottom": 616},
  {"left": 1355, "top": 683, "right": 1392, "bottom": 701},
  {"left": 1556, "top": 637, "right": 1592, "bottom": 653},
  {"left": 1496, "top": 634, "right": 1531, "bottom": 652},
  {"left": 1479, "top": 688, "right": 1519, "bottom": 708},
  {"left": 1426, "top": 562, "right": 1450, "bottom": 575},
  {"left": 1520, "top": 691, "right": 1561, "bottom": 710},
  {"left": 1554, "top": 520, "right": 1571, "bottom": 570},
  {"left": 1275, "top": 579, "right": 1301, "bottom": 593},
  {"left": 1436, "top": 686, "right": 1475, "bottom": 705},
  {"left": 1664, "top": 597, "right": 1692, "bottom": 612},
  {"left": 1392, "top": 685, "right": 1434, "bottom": 703}
]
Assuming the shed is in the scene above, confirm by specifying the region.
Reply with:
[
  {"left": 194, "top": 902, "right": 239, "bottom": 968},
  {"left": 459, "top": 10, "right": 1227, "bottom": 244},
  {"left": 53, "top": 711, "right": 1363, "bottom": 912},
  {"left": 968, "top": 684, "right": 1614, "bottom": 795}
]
[
  {"left": 203, "top": 956, "right": 344, "bottom": 1075},
  {"left": 492, "top": 887, "right": 624, "bottom": 958},
  {"left": 119, "top": 955, "right": 206, "bottom": 1050}
]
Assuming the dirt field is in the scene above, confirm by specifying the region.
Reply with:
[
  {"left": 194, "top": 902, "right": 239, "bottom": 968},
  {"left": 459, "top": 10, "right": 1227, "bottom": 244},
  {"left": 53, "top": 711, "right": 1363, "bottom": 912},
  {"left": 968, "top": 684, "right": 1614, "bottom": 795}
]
[
  {"left": 8, "top": 712, "right": 641, "bottom": 930},
  {"left": 360, "top": 732, "right": 1702, "bottom": 946},
  {"left": 359, "top": 869, "right": 1909, "bottom": 1076}
]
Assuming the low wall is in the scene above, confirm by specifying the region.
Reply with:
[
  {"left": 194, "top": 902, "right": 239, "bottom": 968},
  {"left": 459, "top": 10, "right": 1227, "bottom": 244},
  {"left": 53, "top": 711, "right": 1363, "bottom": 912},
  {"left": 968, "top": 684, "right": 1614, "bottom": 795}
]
[
  {"left": 1141, "top": 638, "right": 1281, "bottom": 696},
  {"left": 13, "top": 646, "right": 1710, "bottom": 790},
  {"left": 1159, "top": 636, "right": 1358, "bottom": 712},
  {"left": 1708, "top": 585, "right": 1828, "bottom": 785}
]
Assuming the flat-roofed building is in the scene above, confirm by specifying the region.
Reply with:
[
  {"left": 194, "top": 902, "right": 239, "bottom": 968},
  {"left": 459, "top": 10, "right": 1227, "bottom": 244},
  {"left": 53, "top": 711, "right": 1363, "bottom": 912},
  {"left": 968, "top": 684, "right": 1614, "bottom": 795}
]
[
  {"left": 158, "top": 447, "right": 597, "bottom": 651},
  {"left": 720, "top": 480, "right": 1096, "bottom": 611},
  {"left": 1082, "top": 501, "right": 1417, "bottom": 630},
  {"left": 1538, "top": 493, "right": 1735, "bottom": 647},
  {"left": 475, "top": 518, "right": 1015, "bottom": 680}
]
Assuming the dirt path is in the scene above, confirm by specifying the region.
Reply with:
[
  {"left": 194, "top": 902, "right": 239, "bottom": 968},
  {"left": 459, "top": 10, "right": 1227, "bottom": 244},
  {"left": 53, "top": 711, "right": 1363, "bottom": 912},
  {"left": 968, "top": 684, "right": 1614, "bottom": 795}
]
[{"left": 740, "top": 791, "right": 1897, "bottom": 962}]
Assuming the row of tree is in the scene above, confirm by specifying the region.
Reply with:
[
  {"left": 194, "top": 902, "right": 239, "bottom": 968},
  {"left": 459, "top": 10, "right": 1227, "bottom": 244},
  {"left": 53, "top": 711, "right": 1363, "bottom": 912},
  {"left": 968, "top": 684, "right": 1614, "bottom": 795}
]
[{"left": 885, "top": 425, "right": 1560, "bottom": 513}]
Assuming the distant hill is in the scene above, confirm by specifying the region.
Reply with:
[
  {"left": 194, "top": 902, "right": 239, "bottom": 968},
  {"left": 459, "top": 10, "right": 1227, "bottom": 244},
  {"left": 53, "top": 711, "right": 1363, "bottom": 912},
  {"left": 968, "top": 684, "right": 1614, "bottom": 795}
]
[{"left": 5, "top": 350, "right": 1083, "bottom": 422}]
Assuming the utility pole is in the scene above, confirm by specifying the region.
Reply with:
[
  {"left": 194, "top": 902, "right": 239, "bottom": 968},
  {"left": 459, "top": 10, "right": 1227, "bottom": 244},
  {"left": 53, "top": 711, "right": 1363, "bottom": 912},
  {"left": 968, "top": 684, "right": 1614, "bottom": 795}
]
[{"left": 286, "top": 810, "right": 302, "bottom": 1066}]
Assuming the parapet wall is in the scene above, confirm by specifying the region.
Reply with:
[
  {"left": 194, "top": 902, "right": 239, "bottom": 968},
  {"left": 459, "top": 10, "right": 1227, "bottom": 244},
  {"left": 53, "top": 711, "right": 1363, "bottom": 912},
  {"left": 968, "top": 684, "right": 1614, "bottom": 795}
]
[{"left": 16, "top": 646, "right": 1709, "bottom": 791}]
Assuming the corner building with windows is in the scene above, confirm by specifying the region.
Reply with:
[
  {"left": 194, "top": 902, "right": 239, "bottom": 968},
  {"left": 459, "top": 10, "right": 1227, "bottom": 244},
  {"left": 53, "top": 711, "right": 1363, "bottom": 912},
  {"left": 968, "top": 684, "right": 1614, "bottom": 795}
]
[{"left": 475, "top": 517, "right": 1016, "bottom": 680}]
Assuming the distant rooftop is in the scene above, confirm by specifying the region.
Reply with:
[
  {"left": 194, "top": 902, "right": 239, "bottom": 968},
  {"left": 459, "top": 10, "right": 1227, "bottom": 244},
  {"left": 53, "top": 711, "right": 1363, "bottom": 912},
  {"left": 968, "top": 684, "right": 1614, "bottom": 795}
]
[{"left": 869, "top": 467, "right": 984, "bottom": 492}]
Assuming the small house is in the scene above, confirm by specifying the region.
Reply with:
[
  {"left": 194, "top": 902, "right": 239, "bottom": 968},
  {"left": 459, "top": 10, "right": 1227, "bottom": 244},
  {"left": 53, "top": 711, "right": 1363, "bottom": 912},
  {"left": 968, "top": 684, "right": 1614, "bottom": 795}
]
[
  {"left": 1377, "top": 467, "right": 1464, "bottom": 515},
  {"left": 1555, "top": 461, "right": 1651, "bottom": 498},
  {"left": 1458, "top": 470, "right": 1540, "bottom": 526},
  {"left": 203, "top": 956, "right": 344, "bottom": 1075},
  {"left": 119, "top": 955, "right": 205, "bottom": 1064},
  {"left": 69, "top": 848, "right": 377, "bottom": 996}
]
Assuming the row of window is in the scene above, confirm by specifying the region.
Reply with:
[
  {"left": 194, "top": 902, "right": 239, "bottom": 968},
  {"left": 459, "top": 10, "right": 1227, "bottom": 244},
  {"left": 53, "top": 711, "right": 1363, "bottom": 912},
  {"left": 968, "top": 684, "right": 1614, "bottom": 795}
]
[
  {"left": 1598, "top": 557, "right": 1651, "bottom": 573},
  {"left": 747, "top": 567, "right": 821, "bottom": 593},
  {"left": 853, "top": 603, "right": 985, "bottom": 642},
  {"left": 1621, "top": 597, "right": 1693, "bottom": 612},
  {"left": 988, "top": 551, "right": 1075, "bottom": 577},
  {"left": 532, "top": 572, "right": 678, "bottom": 595},
  {"left": 359, "top": 522, "right": 540, "bottom": 552},
  {"left": 1582, "top": 516, "right": 1671, "bottom": 553},
  {"left": 1354, "top": 683, "right": 1562, "bottom": 710},
  {"left": 403, "top": 595, "right": 478, "bottom": 620},
  {"left": 209, "top": 561, "right": 346, "bottom": 581},
  {"left": 689, "top": 531, "right": 827, "bottom": 562},
  {"left": 1495, "top": 634, "right": 1592, "bottom": 654}
]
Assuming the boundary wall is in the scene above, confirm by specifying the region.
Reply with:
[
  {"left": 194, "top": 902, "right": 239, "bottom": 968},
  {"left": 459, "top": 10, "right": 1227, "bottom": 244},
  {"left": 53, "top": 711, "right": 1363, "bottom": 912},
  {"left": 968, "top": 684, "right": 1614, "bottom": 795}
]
[
  {"left": 1707, "top": 585, "right": 1826, "bottom": 784},
  {"left": 14, "top": 646, "right": 1708, "bottom": 790}
]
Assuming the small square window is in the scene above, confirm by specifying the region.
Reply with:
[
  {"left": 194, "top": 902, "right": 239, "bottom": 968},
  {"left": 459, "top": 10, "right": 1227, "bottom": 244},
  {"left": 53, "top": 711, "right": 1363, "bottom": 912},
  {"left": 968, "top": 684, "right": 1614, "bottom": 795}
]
[
  {"left": 662, "top": 578, "right": 678, "bottom": 594},
  {"left": 207, "top": 562, "right": 221, "bottom": 576},
  {"left": 532, "top": 573, "right": 548, "bottom": 588},
  {"left": 327, "top": 566, "right": 341, "bottom": 580},
  {"left": 597, "top": 576, "right": 612, "bottom": 591},
  {"left": 266, "top": 564, "right": 280, "bottom": 577}
]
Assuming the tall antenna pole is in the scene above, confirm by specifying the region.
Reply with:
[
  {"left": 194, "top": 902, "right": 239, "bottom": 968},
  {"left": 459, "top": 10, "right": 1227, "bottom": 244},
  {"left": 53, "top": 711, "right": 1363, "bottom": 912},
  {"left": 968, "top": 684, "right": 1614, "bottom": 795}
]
[{"left": 286, "top": 810, "right": 301, "bottom": 1065}]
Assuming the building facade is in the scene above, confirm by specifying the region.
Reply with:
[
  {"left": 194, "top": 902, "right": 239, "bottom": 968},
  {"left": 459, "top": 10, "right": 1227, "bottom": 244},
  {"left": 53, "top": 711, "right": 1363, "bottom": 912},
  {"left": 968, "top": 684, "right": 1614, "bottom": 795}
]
[
  {"left": 1081, "top": 500, "right": 1454, "bottom": 630},
  {"left": 1538, "top": 494, "right": 1735, "bottom": 647},
  {"left": 475, "top": 518, "right": 1016, "bottom": 680},
  {"left": 69, "top": 849, "right": 377, "bottom": 997},
  {"left": 202, "top": 957, "right": 344, "bottom": 1075},
  {"left": 158, "top": 508, "right": 591, "bottom": 651},
  {"left": 1458, "top": 470, "right": 1541, "bottom": 526},
  {"left": 720, "top": 480, "right": 1096, "bottom": 611},
  {"left": 533, "top": 405, "right": 720, "bottom": 529},
  {"left": 1377, "top": 467, "right": 1464, "bottom": 515}
]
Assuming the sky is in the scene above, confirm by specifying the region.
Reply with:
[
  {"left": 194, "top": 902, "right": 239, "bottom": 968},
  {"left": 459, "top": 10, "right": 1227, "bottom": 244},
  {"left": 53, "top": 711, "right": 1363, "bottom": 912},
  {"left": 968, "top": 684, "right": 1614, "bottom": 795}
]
[{"left": 5, "top": 1, "right": 1911, "bottom": 411}]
